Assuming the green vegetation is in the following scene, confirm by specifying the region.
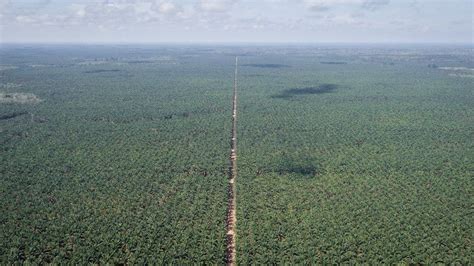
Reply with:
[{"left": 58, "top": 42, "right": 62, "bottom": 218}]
[
  {"left": 1, "top": 44, "right": 472, "bottom": 264},
  {"left": 236, "top": 47, "right": 473, "bottom": 264},
  {"left": 0, "top": 45, "right": 233, "bottom": 263}
]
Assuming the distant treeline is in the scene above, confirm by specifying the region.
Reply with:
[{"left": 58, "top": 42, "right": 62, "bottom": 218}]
[
  {"left": 84, "top": 69, "right": 121, "bottom": 74},
  {"left": 243, "top": 64, "right": 290, "bottom": 68},
  {"left": 320, "top": 61, "right": 347, "bottom": 65}
]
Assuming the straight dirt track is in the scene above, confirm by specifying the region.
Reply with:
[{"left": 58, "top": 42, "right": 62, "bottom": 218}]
[{"left": 225, "top": 56, "right": 238, "bottom": 265}]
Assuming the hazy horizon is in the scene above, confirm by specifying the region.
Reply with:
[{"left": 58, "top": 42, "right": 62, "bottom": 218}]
[
  {"left": 1, "top": 0, "right": 473, "bottom": 44},
  {"left": 1, "top": 41, "right": 473, "bottom": 45}
]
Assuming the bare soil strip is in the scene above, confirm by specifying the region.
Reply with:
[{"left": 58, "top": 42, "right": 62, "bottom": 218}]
[{"left": 226, "top": 56, "right": 238, "bottom": 265}]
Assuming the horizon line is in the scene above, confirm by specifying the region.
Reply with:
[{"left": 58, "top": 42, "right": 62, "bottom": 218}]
[{"left": 1, "top": 41, "right": 473, "bottom": 46}]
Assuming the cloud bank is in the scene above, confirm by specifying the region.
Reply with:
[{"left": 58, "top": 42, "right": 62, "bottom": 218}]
[{"left": 0, "top": 0, "right": 472, "bottom": 43}]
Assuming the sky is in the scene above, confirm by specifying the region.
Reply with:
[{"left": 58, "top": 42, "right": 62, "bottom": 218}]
[{"left": 0, "top": 0, "right": 472, "bottom": 43}]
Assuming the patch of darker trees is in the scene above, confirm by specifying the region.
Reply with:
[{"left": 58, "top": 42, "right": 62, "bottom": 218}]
[
  {"left": 272, "top": 84, "right": 337, "bottom": 99},
  {"left": 0, "top": 111, "right": 28, "bottom": 120}
]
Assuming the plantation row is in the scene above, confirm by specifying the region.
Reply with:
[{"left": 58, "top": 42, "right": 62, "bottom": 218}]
[{"left": 1, "top": 45, "right": 472, "bottom": 263}]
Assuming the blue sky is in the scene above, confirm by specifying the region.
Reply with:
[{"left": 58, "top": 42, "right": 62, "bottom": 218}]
[{"left": 0, "top": 0, "right": 472, "bottom": 43}]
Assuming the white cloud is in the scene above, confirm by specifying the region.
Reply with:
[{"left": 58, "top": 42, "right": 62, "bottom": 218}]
[
  {"left": 158, "top": 2, "right": 177, "bottom": 14},
  {"left": 198, "top": 0, "right": 237, "bottom": 12},
  {"left": 15, "top": 15, "right": 36, "bottom": 24},
  {"left": 1, "top": 0, "right": 471, "bottom": 43},
  {"left": 304, "top": 0, "right": 336, "bottom": 12},
  {"left": 361, "top": 0, "right": 390, "bottom": 11},
  {"left": 71, "top": 4, "right": 86, "bottom": 18},
  {"left": 304, "top": 0, "right": 390, "bottom": 12}
]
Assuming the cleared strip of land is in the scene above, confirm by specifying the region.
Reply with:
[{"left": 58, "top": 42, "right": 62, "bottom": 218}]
[{"left": 226, "top": 56, "right": 238, "bottom": 265}]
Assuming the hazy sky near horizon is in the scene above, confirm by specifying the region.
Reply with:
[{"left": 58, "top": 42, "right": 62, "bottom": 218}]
[{"left": 0, "top": 0, "right": 472, "bottom": 43}]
